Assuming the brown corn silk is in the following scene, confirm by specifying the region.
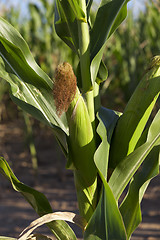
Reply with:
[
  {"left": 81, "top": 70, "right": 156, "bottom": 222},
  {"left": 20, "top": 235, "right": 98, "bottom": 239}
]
[{"left": 53, "top": 62, "right": 77, "bottom": 116}]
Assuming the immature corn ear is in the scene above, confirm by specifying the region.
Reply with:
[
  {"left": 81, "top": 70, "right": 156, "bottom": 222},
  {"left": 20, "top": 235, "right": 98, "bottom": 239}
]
[
  {"left": 109, "top": 56, "right": 160, "bottom": 170},
  {"left": 66, "top": 88, "right": 97, "bottom": 183},
  {"left": 53, "top": 62, "right": 77, "bottom": 116},
  {"left": 53, "top": 62, "right": 97, "bottom": 221},
  {"left": 66, "top": 88, "right": 97, "bottom": 221}
]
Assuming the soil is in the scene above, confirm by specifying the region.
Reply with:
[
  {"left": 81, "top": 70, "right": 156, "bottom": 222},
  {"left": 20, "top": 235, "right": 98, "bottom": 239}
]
[{"left": 0, "top": 118, "right": 160, "bottom": 240}]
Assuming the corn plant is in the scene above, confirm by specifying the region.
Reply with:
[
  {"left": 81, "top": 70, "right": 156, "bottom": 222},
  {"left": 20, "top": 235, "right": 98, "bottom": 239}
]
[{"left": 0, "top": 0, "right": 160, "bottom": 240}]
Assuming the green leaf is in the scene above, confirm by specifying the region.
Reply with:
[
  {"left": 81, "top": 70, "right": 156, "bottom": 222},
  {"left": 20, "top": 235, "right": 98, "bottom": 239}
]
[
  {"left": 94, "top": 107, "right": 120, "bottom": 179},
  {"left": 0, "top": 58, "right": 68, "bottom": 154},
  {"left": 107, "top": 1, "right": 128, "bottom": 39},
  {"left": 109, "top": 109, "right": 160, "bottom": 201},
  {"left": 0, "top": 17, "right": 68, "bottom": 153},
  {"left": 0, "top": 157, "right": 77, "bottom": 240},
  {"left": 109, "top": 59, "right": 160, "bottom": 169},
  {"left": 84, "top": 172, "right": 127, "bottom": 240},
  {"left": 90, "top": 0, "right": 128, "bottom": 59},
  {"left": 86, "top": 0, "right": 93, "bottom": 20},
  {"left": 147, "top": 108, "right": 160, "bottom": 146},
  {"left": 67, "top": 0, "right": 86, "bottom": 21},
  {"left": 0, "top": 17, "right": 52, "bottom": 90},
  {"left": 90, "top": 46, "right": 105, "bottom": 86},
  {"left": 96, "top": 60, "right": 108, "bottom": 85},
  {"left": 120, "top": 146, "right": 160, "bottom": 238},
  {"left": 90, "top": 0, "right": 128, "bottom": 84},
  {"left": 54, "top": 0, "right": 79, "bottom": 54}
]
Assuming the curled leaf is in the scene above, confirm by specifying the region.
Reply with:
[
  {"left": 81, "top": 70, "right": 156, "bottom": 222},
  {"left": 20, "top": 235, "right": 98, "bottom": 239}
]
[
  {"left": 0, "top": 237, "right": 17, "bottom": 240},
  {"left": 26, "top": 234, "right": 51, "bottom": 240},
  {"left": 19, "top": 212, "right": 87, "bottom": 240}
]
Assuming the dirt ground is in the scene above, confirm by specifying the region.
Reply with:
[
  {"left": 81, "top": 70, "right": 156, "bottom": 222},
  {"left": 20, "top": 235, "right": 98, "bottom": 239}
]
[{"left": 0, "top": 118, "right": 160, "bottom": 240}]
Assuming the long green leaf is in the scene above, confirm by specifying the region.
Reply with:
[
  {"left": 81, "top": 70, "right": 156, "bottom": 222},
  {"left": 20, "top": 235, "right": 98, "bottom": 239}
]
[
  {"left": 109, "top": 109, "right": 160, "bottom": 200},
  {"left": 54, "top": 0, "right": 79, "bottom": 54},
  {"left": 94, "top": 107, "right": 120, "bottom": 179},
  {"left": 0, "top": 17, "right": 68, "bottom": 152},
  {"left": 0, "top": 17, "right": 52, "bottom": 90},
  {"left": 84, "top": 172, "right": 127, "bottom": 240},
  {"left": 90, "top": 0, "right": 128, "bottom": 84},
  {"left": 0, "top": 157, "right": 77, "bottom": 240},
  {"left": 120, "top": 146, "right": 160, "bottom": 238},
  {"left": 109, "top": 57, "right": 160, "bottom": 169},
  {"left": 107, "top": 1, "right": 128, "bottom": 39},
  {"left": 90, "top": 0, "right": 128, "bottom": 59},
  {"left": 0, "top": 58, "right": 68, "bottom": 154}
]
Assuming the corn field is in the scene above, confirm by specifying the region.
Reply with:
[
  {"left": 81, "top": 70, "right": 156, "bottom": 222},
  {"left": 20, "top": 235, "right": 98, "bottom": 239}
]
[{"left": 0, "top": 0, "right": 160, "bottom": 240}]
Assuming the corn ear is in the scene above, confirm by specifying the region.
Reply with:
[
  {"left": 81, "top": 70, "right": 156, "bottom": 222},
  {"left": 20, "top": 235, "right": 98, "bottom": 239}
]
[
  {"left": 109, "top": 56, "right": 160, "bottom": 170},
  {"left": 66, "top": 88, "right": 97, "bottom": 221},
  {"left": 53, "top": 62, "right": 97, "bottom": 221}
]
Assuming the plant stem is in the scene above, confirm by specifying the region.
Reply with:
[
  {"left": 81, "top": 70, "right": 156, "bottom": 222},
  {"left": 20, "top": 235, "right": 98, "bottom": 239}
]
[
  {"left": 78, "top": 0, "right": 95, "bottom": 124},
  {"left": 78, "top": 0, "right": 91, "bottom": 92}
]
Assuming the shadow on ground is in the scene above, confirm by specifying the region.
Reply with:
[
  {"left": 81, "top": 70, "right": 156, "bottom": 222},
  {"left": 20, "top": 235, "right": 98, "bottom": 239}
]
[{"left": 0, "top": 119, "right": 160, "bottom": 239}]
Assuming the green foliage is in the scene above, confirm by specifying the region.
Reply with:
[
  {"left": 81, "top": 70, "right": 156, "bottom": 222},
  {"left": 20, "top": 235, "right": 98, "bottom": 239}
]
[
  {"left": 84, "top": 174, "right": 127, "bottom": 240},
  {"left": 102, "top": 0, "right": 160, "bottom": 106},
  {"left": 90, "top": 0, "right": 128, "bottom": 87},
  {"left": 94, "top": 107, "right": 120, "bottom": 179},
  {"left": 0, "top": 157, "right": 77, "bottom": 240},
  {"left": 119, "top": 146, "right": 160, "bottom": 237},
  {"left": 0, "top": 1, "right": 160, "bottom": 240},
  {"left": 109, "top": 59, "right": 160, "bottom": 169},
  {"left": 2, "top": 0, "right": 75, "bottom": 78},
  {"left": 0, "top": 17, "right": 68, "bottom": 155},
  {"left": 0, "top": 17, "right": 52, "bottom": 90}
]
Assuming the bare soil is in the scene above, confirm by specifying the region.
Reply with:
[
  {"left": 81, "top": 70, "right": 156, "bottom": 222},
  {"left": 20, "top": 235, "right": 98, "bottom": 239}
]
[{"left": 0, "top": 118, "right": 160, "bottom": 240}]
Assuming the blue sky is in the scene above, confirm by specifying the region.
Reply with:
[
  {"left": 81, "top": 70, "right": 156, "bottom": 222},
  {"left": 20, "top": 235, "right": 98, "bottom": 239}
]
[
  {"left": 128, "top": 0, "right": 148, "bottom": 15},
  {"left": 0, "top": 0, "right": 148, "bottom": 19},
  {"left": 0, "top": 0, "right": 148, "bottom": 9}
]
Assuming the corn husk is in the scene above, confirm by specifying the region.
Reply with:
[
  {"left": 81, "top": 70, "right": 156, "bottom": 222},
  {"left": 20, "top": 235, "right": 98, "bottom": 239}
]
[{"left": 66, "top": 88, "right": 97, "bottom": 222}]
